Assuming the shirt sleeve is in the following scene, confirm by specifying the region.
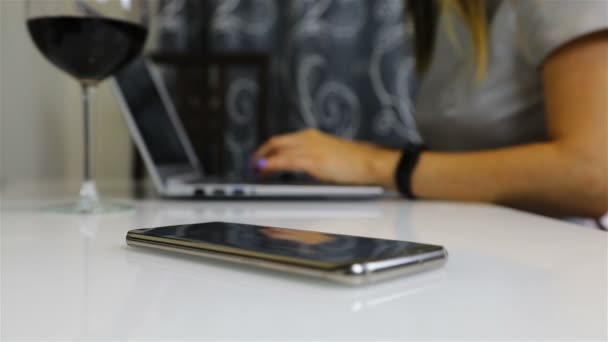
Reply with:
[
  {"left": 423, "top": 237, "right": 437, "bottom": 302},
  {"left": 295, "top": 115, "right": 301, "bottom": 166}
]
[{"left": 512, "top": 0, "right": 608, "bottom": 66}]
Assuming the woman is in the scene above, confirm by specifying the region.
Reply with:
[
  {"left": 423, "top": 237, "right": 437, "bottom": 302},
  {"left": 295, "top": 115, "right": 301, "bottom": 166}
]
[{"left": 254, "top": 0, "right": 608, "bottom": 219}]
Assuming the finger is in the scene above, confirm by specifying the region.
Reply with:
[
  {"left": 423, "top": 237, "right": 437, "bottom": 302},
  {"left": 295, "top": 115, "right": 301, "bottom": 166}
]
[
  {"left": 254, "top": 129, "right": 319, "bottom": 160},
  {"left": 253, "top": 146, "right": 312, "bottom": 172},
  {"left": 254, "top": 133, "right": 300, "bottom": 160},
  {"left": 259, "top": 154, "right": 316, "bottom": 175}
]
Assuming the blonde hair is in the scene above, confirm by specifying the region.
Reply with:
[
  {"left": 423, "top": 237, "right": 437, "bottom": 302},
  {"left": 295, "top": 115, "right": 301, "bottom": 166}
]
[{"left": 408, "top": 0, "right": 489, "bottom": 80}]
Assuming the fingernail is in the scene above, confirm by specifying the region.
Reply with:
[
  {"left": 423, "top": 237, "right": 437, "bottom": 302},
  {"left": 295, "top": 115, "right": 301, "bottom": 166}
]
[{"left": 256, "top": 159, "right": 268, "bottom": 169}]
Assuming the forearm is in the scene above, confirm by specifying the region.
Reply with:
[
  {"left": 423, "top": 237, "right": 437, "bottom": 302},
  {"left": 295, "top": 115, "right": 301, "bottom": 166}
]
[
  {"left": 410, "top": 143, "right": 607, "bottom": 217},
  {"left": 367, "top": 142, "right": 607, "bottom": 217}
]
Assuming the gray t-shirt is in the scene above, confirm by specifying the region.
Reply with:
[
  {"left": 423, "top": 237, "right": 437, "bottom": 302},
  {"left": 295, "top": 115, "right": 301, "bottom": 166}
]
[{"left": 414, "top": 0, "right": 608, "bottom": 151}]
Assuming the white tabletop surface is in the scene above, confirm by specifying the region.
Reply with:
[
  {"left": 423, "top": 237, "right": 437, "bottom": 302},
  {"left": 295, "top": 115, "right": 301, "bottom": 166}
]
[{"left": 1, "top": 182, "right": 607, "bottom": 340}]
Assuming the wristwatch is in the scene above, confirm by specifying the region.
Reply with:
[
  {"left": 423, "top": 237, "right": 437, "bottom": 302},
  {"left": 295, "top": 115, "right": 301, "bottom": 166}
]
[{"left": 395, "top": 144, "right": 426, "bottom": 199}]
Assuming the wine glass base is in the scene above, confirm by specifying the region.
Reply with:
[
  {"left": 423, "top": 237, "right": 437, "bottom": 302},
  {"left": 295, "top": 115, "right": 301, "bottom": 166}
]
[{"left": 44, "top": 201, "right": 134, "bottom": 215}]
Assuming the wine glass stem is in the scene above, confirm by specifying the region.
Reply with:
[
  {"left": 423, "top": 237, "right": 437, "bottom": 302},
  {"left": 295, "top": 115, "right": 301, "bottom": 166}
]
[
  {"left": 83, "top": 84, "right": 94, "bottom": 182},
  {"left": 78, "top": 84, "right": 99, "bottom": 212}
]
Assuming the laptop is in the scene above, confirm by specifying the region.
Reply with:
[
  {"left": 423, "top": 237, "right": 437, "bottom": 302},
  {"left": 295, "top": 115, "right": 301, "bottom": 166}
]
[{"left": 111, "top": 57, "right": 384, "bottom": 199}]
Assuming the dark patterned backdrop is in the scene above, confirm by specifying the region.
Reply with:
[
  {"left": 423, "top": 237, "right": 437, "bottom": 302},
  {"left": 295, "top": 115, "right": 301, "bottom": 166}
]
[{"left": 156, "top": 0, "right": 420, "bottom": 176}]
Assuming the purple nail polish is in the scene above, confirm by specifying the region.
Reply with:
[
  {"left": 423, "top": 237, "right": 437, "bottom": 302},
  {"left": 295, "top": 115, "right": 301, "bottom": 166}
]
[{"left": 256, "top": 159, "right": 268, "bottom": 169}]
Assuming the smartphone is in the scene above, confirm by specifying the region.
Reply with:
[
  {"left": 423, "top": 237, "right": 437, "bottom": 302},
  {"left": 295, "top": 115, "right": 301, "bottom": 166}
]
[{"left": 126, "top": 222, "right": 448, "bottom": 285}]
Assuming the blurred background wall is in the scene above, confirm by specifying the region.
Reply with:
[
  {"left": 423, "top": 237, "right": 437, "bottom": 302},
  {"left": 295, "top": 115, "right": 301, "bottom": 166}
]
[
  {"left": 1, "top": 0, "right": 416, "bottom": 186},
  {"left": 155, "top": 0, "right": 419, "bottom": 177}
]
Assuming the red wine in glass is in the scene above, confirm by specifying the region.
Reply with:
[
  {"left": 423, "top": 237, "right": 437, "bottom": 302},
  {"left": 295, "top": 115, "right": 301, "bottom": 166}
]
[
  {"left": 25, "top": 1, "right": 149, "bottom": 214},
  {"left": 27, "top": 16, "right": 147, "bottom": 83}
]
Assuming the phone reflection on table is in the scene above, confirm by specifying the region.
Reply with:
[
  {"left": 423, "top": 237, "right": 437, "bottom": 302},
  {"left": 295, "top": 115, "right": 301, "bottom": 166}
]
[{"left": 98, "top": 246, "right": 445, "bottom": 339}]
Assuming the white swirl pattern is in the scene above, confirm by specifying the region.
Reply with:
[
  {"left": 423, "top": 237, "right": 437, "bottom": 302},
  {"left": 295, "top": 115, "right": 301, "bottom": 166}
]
[
  {"left": 226, "top": 78, "right": 258, "bottom": 125},
  {"left": 293, "top": 0, "right": 367, "bottom": 39},
  {"left": 296, "top": 55, "right": 361, "bottom": 138},
  {"left": 158, "top": 0, "right": 419, "bottom": 176},
  {"left": 212, "top": 0, "right": 277, "bottom": 37}
]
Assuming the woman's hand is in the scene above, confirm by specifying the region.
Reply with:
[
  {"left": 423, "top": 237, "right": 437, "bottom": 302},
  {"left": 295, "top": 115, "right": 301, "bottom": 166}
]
[{"left": 253, "top": 129, "right": 401, "bottom": 188}]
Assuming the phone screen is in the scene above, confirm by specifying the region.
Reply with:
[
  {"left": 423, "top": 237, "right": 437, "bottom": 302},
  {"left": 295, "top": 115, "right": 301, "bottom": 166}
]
[{"left": 128, "top": 222, "right": 444, "bottom": 269}]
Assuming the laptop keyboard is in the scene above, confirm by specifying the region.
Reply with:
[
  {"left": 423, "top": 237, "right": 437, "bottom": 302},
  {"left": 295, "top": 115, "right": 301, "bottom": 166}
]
[{"left": 184, "top": 172, "right": 324, "bottom": 186}]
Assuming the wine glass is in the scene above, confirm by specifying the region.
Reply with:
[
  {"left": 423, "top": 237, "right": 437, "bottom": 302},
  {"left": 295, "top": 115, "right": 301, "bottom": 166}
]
[{"left": 25, "top": 0, "right": 149, "bottom": 214}]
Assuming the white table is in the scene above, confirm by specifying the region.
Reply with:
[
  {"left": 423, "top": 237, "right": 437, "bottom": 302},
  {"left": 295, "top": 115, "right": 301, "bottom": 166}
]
[{"left": 2, "top": 182, "right": 607, "bottom": 340}]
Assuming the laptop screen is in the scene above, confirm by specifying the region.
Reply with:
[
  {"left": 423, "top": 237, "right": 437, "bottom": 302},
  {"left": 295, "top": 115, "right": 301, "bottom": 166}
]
[{"left": 114, "top": 58, "right": 192, "bottom": 166}]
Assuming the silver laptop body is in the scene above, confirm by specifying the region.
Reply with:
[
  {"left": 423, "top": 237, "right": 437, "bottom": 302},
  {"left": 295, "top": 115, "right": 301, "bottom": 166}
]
[{"left": 112, "top": 58, "right": 384, "bottom": 199}]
